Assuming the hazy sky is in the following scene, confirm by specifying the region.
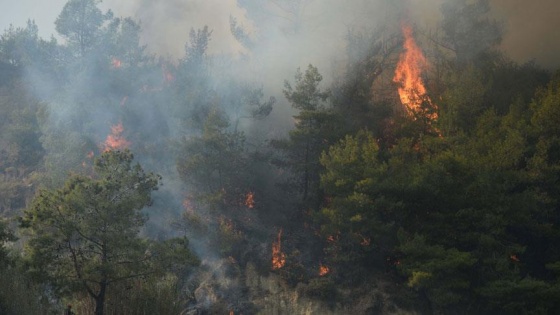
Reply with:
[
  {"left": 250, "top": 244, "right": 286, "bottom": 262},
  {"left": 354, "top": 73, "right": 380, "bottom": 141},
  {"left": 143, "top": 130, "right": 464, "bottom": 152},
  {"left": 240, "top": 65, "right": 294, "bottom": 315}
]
[
  {"left": 492, "top": 0, "right": 560, "bottom": 69},
  {"left": 0, "top": 0, "right": 68, "bottom": 39},
  {"left": 1, "top": 0, "right": 559, "bottom": 69}
]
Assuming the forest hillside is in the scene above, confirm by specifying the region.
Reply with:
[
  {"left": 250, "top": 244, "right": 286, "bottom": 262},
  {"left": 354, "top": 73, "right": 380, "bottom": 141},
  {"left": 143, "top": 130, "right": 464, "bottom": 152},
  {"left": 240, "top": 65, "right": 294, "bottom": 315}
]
[{"left": 1, "top": 0, "right": 560, "bottom": 314}]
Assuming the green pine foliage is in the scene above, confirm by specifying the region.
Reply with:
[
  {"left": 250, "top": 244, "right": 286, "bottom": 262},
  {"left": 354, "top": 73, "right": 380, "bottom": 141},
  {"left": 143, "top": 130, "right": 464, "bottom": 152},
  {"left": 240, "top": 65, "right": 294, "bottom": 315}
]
[
  {"left": 1, "top": 0, "right": 560, "bottom": 313},
  {"left": 318, "top": 71, "right": 560, "bottom": 313},
  {"left": 20, "top": 150, "right": 198, "bottom": 315}
]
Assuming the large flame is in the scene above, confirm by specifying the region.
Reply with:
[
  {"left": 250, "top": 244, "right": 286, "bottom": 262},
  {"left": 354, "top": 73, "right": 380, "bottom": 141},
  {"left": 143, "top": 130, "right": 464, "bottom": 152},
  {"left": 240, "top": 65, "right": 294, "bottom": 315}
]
[
  {"left": 393, "top": 24, "right": 437, "bottom": 120},
  {"left": 271, "top": 228, "right": 286, "bottom": 270},
  {"left": 103, "top": 122, "right": 130, "bottom": 152}
]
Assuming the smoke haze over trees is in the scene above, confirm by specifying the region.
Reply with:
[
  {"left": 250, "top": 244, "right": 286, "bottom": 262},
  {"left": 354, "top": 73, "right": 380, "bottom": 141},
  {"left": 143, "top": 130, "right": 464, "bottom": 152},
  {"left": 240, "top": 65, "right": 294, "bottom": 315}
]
[
  {"left": 3, "top": 0, "right": 560, "bottom": 68},
  {"left": 1, "top": 0, "right": 560, "bottom": 314}
]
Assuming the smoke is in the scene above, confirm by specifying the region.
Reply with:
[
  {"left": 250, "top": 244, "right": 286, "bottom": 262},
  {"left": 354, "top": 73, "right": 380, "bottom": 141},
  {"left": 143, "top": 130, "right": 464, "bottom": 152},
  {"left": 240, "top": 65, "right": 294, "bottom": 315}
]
[
  {"left": 3, "top": 0, "right": 560, "bottom": 71},
  {"left": 100, "top": 0, "right": 251, "bottom": 57},
  {"left": 5, "top": 0, "right": 559, "bottom": 238},
  {"left": 97, "top": 1, "right": 437, "bottom": 81},
  {"left": 491, "top": 0, "right": 560, "bottom": 69},
  {"left": 2, "top": 1, "right": 559, "bottom": 311},
  {"left": 7, "top": 0, "right": 558, "bottom": 246}
]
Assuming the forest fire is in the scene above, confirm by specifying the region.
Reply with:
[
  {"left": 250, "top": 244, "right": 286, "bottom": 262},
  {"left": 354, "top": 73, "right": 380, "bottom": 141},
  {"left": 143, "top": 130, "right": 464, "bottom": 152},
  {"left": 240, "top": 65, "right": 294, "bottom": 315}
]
[
  {"left": 360, "top": 236, "right": 371, "bottom": 246},
  {"left": 102, "top": 122, "right": 131, "bottom": 152},
  {"left": 319, "top": 264, "right": 330, "bottom": 276},
  {"left": 244, "top": 191, "right": 255, "bottom": 209},
  {"left": 182, "top": 198, "right": 195, "bottom": 214},
  {"left": 81, "top": 151, "right": 95, "bottom": 169},
  {"left": 111, "top": 57, "right": 122, "bottom": 68},
  {"left": 162, "top": 64, "right": 174, "bottom": 83},
  {"left": 393, "top": 24, "right": 437, "bottom": 120},
  {"left": 271, "top": 228, "right": 286, "bottom": 270}
]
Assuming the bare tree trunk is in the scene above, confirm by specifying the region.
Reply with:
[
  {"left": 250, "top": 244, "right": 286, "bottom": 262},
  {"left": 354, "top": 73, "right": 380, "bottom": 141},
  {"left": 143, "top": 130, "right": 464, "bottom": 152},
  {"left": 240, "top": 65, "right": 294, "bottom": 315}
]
[
  {"left": 96, "top": 243, "right": 108, "bottom": 315},
  {"left": 94, "top": 281, "right": 107, "bottom": 315}
]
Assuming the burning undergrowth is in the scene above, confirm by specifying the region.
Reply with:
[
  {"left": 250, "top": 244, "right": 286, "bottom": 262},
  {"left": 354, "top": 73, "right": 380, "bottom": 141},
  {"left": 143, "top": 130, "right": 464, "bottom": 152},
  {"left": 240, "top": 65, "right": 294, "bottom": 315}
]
[
  {"left": 5, "top": 0, "right": 558, "bottom": 313},
  {"left": 183, "top": 258, "right": 257, "bottom": 314}
]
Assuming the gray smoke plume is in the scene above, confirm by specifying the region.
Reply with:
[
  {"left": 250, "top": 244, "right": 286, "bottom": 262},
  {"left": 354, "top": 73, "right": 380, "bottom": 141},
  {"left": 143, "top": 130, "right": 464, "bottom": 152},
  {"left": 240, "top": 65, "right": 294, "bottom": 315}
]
[
  {"left": 3, "top": 0, "right": 559, "bottom": 72},
  {"left": 491, "top": 0, "right": 560, "bottom": 69}
]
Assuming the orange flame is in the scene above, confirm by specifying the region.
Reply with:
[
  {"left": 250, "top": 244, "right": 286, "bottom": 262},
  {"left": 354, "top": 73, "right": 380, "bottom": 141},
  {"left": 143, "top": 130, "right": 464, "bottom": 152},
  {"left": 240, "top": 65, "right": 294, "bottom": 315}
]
[
  {"left": 271, "top": 228, "right": 286, "bottom": 270},
  {"left": 162, "top": 64, "right": 174, "bottom": 83},
  {"left": 245, "top": 191, "right": 255, "bottom": 209},
  {"left": 164, "top": 72, "right": 174, "bottom": 83},
  {"left": 111, "top": 58, "right": 122, "bottom": 69},
  {"left": 393, "top": 24, "right": 437, "bottom": 120},
  {"left": 182, "top": 198, "right": 195, "bottom": 215},
  {"left": 103, "top": 122, "right": 130, "bottom": 152},
  {"left": 360, "top": 236, "right": 371, "bottom": 246},
  {"left": 319, "top": 264, "right": 330, "bottom": 276}
]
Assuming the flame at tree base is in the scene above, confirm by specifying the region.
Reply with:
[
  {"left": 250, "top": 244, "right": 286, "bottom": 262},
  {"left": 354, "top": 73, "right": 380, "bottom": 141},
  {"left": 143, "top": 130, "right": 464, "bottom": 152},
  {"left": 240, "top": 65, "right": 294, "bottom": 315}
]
[{"left": 271, "top": 228, "right": 286, "bottom": 270}]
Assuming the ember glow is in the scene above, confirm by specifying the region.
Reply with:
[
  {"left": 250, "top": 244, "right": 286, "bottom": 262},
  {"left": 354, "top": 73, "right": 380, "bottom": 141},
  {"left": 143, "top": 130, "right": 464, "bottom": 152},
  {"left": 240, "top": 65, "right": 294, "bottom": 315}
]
[
  {"left": 271, "top": 228, "right": 286, "bottom": 270},
  {"left": 393, "top": 24, "right": 437, "bottom": 120},
  {"left": 82, "top": 151, "right": 93, "bottom": 168},
  {"left": 162, "top": 64, "right": 174, "bottom": 83},
  {"left": 244, "top": 191, "right": 255, "bottom": 209},
  {"left": 102, "top": 122, "right": 131, "bottom": 152},
  {"left": 111, "top": 57, "right": 122, "bottom": 68},
  {"left": 360, "top": 236, "right": 371, "bottom": 247},
  {"left": 319, "top": 264, "right": 330, "bottom": 276},
  {"left": 182, "top": 198, "right": 195, "bottom": 214}
]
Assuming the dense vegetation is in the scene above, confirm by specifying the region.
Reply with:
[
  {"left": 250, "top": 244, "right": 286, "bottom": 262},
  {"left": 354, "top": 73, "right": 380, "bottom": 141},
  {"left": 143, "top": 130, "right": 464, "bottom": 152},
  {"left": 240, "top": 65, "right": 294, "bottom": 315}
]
[{"left": 1, "top": 0, "right": 559, "bottom": 314}]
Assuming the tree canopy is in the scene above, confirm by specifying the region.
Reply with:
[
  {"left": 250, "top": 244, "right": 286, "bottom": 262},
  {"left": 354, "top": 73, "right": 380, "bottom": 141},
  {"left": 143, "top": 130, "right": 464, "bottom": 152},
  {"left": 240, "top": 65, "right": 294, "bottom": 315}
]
[
  {"left": 1, "top": 0, "right": 560, "bottom": 313},
  {"left": 21, "top": 150, "right": 198, "bottom": 315}
]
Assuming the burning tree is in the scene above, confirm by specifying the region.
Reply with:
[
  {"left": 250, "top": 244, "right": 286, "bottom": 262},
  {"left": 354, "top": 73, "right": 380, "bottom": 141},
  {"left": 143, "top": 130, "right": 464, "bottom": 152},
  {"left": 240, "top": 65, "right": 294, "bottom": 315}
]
[
  {"left": 244, "top": 191, "right": 255, "bottom": 209},
  {"left": 319, "top": 264, "right": 330, "bottom": 276},
  {"left": 102, "top": 122, "right": 130, "bottom": 152},
  {"left": 393, "top": 24, "right": 438, "bottom": 122},
  {"left": 271, "top": 228, "right": 286, "bottom": 270}
]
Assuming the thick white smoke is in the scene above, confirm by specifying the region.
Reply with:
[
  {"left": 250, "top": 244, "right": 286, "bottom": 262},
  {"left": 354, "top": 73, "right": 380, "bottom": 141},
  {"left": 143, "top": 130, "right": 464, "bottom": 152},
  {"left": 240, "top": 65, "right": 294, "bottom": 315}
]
[{"left": 3, "top": 0, "right": 559, "bottom": 70}]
